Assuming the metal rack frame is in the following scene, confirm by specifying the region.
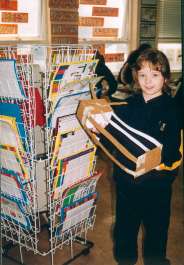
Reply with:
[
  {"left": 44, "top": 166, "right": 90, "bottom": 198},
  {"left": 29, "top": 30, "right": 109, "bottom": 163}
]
[{"left": 1, "top": 44, "right": 99, "bottom": 265}]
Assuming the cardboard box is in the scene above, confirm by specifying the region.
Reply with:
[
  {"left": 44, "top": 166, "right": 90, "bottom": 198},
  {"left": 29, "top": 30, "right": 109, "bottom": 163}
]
[
  {"left": 77, "top": 99, "right": 162, "bottom": 178},
  {"left": 77, "top": 98, "right": 113, "bottom": 129}
]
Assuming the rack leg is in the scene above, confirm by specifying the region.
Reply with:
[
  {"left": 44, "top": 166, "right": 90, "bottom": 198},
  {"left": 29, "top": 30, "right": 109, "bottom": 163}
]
[
  {"left": 2, "top": 241, "right": 26, "bottom": 265},
  {"left": 62, "top": 236, "right": 94, "bottom": 265}
]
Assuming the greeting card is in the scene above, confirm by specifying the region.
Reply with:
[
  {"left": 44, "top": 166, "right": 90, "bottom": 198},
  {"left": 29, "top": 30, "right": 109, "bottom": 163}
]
[
  {"left": 0, "top": 59, "right": 26, "bottom": 99},
  {"left": 1, "top": 195, "right": 32, "bottom": 231},
  {"left": 55, "top": 192, "right": 97, "bottom": 235},
  {"left": 52, "top": 148, "right": 96, "bottom": 199}
]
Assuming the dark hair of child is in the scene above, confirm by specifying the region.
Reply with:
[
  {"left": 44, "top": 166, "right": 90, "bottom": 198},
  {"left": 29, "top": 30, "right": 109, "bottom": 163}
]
[{"left": 118, "top": 43, "right": 152, "bottom": 85}]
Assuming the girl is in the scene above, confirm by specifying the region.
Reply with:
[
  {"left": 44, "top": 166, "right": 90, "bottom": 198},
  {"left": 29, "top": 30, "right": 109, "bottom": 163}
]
[{"left": 100, "top": 49, "right": 182, "bottom": 265}]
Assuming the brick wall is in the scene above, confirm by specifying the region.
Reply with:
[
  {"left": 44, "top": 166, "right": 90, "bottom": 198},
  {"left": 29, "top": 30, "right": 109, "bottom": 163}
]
[
  {"left": 78, "top": 0, "right": 126, "bottom": 64},
  {"left": 48, "top": 0, "right": 126, "bottom": 65},
  {"left": 0, "top": 0, "right": 28, "bottom": 34},
  {"left": 49, "top": 0, "right": 79, "bottom": 44}
]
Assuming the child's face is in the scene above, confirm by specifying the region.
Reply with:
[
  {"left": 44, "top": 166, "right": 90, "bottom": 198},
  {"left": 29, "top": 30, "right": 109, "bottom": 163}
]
[{"left": 137, "top": 62, "right": 165, "bottom": 102}]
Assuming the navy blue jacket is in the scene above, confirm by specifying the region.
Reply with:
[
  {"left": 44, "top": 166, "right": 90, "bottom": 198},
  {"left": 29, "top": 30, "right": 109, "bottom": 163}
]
[{"left": 101, "top": 92, "right": 182, "bottom": 190}]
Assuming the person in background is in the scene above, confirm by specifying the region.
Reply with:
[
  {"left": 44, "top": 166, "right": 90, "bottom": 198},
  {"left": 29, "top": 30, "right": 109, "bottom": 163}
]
[
  {"left": 97, "top": 49, "right": 182, "bottom": 265},
  {"left": 95, "top": 50, "right": 117, "bottom": 100},
  {"left": 173, "top": 76, "right": 183, "bottom": 128},
  {"left": 118, "top": 43, "right": 152, "bottom": 87}
]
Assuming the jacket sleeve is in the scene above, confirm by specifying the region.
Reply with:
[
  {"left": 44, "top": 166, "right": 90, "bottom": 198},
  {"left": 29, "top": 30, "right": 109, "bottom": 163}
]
[{"left": 159, "top": 105, "right": 182, "bottom": 171}]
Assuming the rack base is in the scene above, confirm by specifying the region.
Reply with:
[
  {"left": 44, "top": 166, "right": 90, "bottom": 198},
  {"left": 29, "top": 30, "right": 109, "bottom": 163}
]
[
  {"left": 63, "top": 236, "right": 94, "bottom": 265},
  {"left": 2, "top": 241, "right": 25, "bottom": 265},
  {"left": 2, "top": 237, "right": 94, "bottom": 265}
]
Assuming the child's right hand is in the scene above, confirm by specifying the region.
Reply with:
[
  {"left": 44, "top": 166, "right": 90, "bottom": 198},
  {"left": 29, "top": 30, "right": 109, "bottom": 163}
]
[
  {"left": 91, "top": 127, "right": 100, "bottom": 134},
  {"left": 81, "top": 105, "right": 112, "bottom": 132}
]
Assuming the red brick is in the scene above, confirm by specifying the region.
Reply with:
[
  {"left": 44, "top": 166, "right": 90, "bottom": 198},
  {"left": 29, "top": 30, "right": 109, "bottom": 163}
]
[
  {"left": 49, "top": 0, "right": 79, "bottom": 9},
  {"left": 51, "top": 24, "right": 78, "bottom": 36},
  {"left": 104, "top": 53, "right": 124, "bottom": 62},
  {"left": 79, "top": 17, "right": 104, "bottom": 27},
  {"left": 93, "top": 28, "right": 118, "bottom": 37},
  {"left": 50, "top": 9, "right": 78, "bottom": 23},
  {"left": 80, "top": 0, "right": 107, "bottom": 5},
  {"left": 93, "top": 44, "right": 105, "bottom": 55},
  {"left": 52, "top": 36, "right": 78, "bottom": 44},
  {"left": 92, "top": 7, "right": 119, "bottom": 17},
  {"left": 0, "top": 24, "right": 17, "bottom": 34},
  {"left": 0, "top": 0, "right": 17, "bottom": 11},
  {"left": 2, "top": 12, "right": 28, "bottom": 23}
]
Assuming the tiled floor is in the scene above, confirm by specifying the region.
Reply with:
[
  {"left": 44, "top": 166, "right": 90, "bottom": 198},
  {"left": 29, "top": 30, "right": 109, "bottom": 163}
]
[{"left": 2, "top": 155, "right": 184, "bottom": 265}]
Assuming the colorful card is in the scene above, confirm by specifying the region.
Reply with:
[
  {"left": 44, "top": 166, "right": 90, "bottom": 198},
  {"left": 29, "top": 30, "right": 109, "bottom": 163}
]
[
  {"left": 57, "top": 129, "right": 94, "bottom": 160},
  {"left": 1, "top": 169, "right": 29, "bottom": 204},
  {"left": 0, "top": 102, "right": 29, "bottom": 153},
  {"left": 52, "top": 148, "right": 96, "bottom": 200},
  {"left": 49, "top": 91, "right": 91, "bottom": 128},
  {"left": 0, "top": 115, "right": 26, "bottom": 154},
  {"left": 0, "top": 145, "right": 30, "bottom": 180},
  {"left": 57, "top": 114, "right": 81, "bottom": 134},
  {"left": 1, "top": 195, "right": 32, "bottom": 231},
  {"left": 61, "top": 171, "right": 101, "bottom": 207},
  {"left": 51, "top": 115, "right": 94, "bottom": 167},
  {"left": 48, "top": 59, "right": 98, "bottom": 104},
  {"left": 52, "top": 76, "right": 91, "bottom": 100},
  {"left": 0, "top": 59, "right": 26, "bottom": 99},
  {"left": 55, "top": 192, "right": 97, "bottom": 235}
]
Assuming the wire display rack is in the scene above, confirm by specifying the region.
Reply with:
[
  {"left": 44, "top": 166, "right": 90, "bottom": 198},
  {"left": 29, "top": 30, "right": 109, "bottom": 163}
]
[{"left": 0, "top": 44, "right": 100, "bottom": 265}]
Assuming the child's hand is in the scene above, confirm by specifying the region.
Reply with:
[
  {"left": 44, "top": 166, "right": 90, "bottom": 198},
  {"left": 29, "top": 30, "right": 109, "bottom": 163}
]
[
  {"left": 91, "top": 127, "right": 100, "bottom": 134},
  {"left": 81, "top": 105, "right": 112, "bottom": 134}
]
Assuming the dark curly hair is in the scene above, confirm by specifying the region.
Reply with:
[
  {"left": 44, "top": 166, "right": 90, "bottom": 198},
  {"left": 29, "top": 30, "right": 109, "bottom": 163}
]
[{"left": 118, "top": 43, "right": 152, "bottom": 85}]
